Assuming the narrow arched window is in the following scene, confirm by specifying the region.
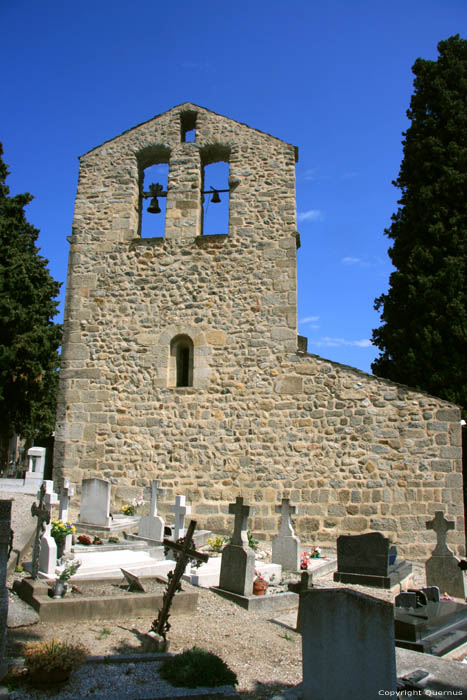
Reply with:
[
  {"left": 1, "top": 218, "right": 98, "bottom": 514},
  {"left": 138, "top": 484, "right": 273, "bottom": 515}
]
[{"left": 170, "top": 335, "right": 194, "bottom": 387}]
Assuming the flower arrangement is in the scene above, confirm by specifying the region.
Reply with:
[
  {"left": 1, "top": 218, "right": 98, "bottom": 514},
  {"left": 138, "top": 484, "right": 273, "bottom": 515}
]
[
  {"left": 310, "top": 546, "right": 322, "bottom": 558},
  {"left": 51, "top": 518, "right": 76, "bottom": 542},
  {"left": 300, "top": 552, "right": 310, "bottom": 570},
  {"left": 122, "top": 498, "right": 145, "bottom": 516},
  {"left": 207, "top": 535, "right": 225, "bottom": 553},
  {"left": 77, "top": 534, "right": 92, "bottom": 546},
  {"left": 56, "top": 559, "right": 81, "bottom": 583},
  {"left": 92, "top": 536, "right": 103, "bottom": 545},
  {"left": 24, "top": 639, "right": 88, "bottom": 675}
]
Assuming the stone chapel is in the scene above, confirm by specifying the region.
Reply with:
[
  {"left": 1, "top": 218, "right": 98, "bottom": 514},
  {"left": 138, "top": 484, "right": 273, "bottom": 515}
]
[{"left": 54, "top": 103, "right": 465, "bottom": 559}]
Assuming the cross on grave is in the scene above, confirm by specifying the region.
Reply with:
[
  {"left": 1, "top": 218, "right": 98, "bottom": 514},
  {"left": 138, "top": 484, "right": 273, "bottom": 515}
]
[
  {"left": 426, "top": 511, "right": 455, "bottom": 555},
  {"left": 151, "top": 520, "right": 208, "bottom": 640},
  {"left": 170, "top": 495, "right": 191, "bottom": 540},
  {"left": 31, "top": 483, "right": 52, "bottom": 579},
  {"left": 148, "top": 479, "right": 164, "bottom": 518},
  {"left": 276, "top": 498, "right": 297, "bottom": 537},
  {"left": 229, "top": 496, "right": 250, "bottom": 547},
  {"left": 59, "top": 478, "right": 74, "bottom": 523}
]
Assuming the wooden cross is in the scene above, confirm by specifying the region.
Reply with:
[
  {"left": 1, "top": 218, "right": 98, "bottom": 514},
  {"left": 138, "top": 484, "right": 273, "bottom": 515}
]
[
  {"left": 151, "top": 520, "right": 208, "bottom": 640},
  {"left": 229, "top": 496, "right": 251, "bottom": 546},
  {"left": 426, "top": 511, "right": 455, "bottom": 555},
  {"left": 30, "top": 483, "right": 51, "bottom": 580}
]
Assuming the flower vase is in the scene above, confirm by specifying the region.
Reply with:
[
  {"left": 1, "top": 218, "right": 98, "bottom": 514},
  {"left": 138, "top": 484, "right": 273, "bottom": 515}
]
[
  {"left": 253, "top": 578, "right": 267, "bottom": 596},
  {"left": 53, "top": 581, "right": 67, "bottom": 599},
  {"left": 56, "top": 539, "right": 65, "bottom": 561}
]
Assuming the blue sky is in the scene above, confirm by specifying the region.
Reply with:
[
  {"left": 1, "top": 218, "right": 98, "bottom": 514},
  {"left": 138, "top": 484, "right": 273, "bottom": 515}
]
[{"left": 2, "top": 1, "right": 465, "bottom": 373}]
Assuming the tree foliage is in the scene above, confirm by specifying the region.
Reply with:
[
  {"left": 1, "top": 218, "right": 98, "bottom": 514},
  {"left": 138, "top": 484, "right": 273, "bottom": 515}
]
[
  {"left": 0, "top": 143, "right": 62, "bottom": 457},
  {"left": 372, "top": 35, "right": 467, "bottom": 411}
]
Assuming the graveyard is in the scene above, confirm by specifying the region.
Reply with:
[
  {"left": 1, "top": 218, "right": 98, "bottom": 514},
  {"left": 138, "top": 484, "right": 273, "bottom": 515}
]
[{"left": 1, "top": 477, "right": 467, "bottom": 699}]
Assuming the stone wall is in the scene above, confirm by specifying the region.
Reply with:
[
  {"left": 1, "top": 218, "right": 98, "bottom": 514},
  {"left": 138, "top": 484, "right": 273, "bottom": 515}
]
[{"left": 54, "top": 103, "right": 465, "bottom": 559}]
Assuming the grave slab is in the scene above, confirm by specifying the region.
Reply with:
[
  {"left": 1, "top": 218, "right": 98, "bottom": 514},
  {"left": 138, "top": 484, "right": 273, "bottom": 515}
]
[
  {"left": 395, "top": 599, "right": 467, "bottom": 656},
  {"left": 211, "top": 586, "right": 298, "bottom": 613},
  {"left": 12, "top": 576, "right": 199, "bottom": 623}
]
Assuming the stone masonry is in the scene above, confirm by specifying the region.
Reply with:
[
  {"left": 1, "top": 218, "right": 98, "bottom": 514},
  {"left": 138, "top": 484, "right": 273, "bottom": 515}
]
[{"left": 54, "top": 103, "right": 465, "bottom": 559}]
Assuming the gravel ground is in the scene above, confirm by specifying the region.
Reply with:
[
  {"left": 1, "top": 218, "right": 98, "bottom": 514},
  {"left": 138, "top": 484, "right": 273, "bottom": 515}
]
[{"left": 2, "top": 488, "right": 465, "bottom": 700}]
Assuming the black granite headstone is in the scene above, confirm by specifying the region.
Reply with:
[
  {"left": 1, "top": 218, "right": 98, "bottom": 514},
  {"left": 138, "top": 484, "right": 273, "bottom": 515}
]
[
  {"left": 395, "top": 599, "right": 467, "bottom": 656},
  {"left": 333, "top": 532, "right": 412, "bottom": 588}
]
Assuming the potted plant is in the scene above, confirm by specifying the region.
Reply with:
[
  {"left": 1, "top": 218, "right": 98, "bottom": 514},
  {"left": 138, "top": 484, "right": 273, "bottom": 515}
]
[
  {"left": 23, "top": 639, "right": 88, "bottom": 687},
  {"left": 51, "top": 518, "right": 76, "bottom": 560},
  {"left": 300, "top": 552, "right": 310, "bottom": 570},
  {"left": 53, "top": 559, "right": 81, "bottom": 598},
  {"left": 253, "top": 571, "right": 268, "bottom": 596}
]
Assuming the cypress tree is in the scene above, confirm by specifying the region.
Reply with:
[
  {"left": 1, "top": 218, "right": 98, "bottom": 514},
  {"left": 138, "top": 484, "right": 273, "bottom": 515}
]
[
  {"left": 0, "top": 143, "right": 62, "bottom": 466},
  {"left": 372, "top": 35, "right": 467, "bottom": 412}
]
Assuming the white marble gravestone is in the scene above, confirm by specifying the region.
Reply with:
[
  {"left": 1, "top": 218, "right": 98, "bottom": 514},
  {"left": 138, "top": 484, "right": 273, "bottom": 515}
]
[
  {"left": 24, "top": 446, "right": 46, "bottom": 489},
  {"left": 79, "top": 477, "right": 111, "bottom": 527},
  {"left": 301, "top": 588, "right": 396, "bottom": 700},
  {"left": 38, "top": 482, "right": 59, "bottom": 577},
  {"left": 138, "top": 479, "right": 165, "bottom": 541},
  {"left": 272, "top": 498, "right": 300, "bottom": 571},
  {"left": 59, "top": 478, "right": 75, "bottom": 554},
  {"left": 170, "top": 495, "right": 191, "bottom": 540}
]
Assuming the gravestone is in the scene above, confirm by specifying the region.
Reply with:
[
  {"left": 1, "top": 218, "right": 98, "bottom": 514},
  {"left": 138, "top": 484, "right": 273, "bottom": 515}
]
[
  {"left": 425, "top": 511, "right": 466, "bottom": 599},
  {"left": 31, "top": 481, "right": 55, "bottom": 579},
  {"left": 301, "top": 588, "right": 396, "bottom": 700},
  {"left": 218, "top": 496, "right": 255, "bottom": 597},
  {"left": 170, "top": 495, "right": 190, "bottom": 540},
  {"left": 79, "top": 477, "right": 112, "bottom": 527},
  {"left": 394, "top": 592, "right": 467, "bottom": 656},
  {"left": 138, "top": 479, "right": 165, "bottom": 541},
  {"left": 271, "top": 498, "right": 300, "bottom": 571},
  {"left": 38, "top": 483, "right": 59, "bottom": 577},
  {"left": 59, "top": 478, "right": 74, "bottom": 555},
  {"left": 0, "top": 500, "right": 12, "bottom": 681},
  {"left": 24, "top": 446, "right": 46, "bottom": 489},
  {"left": 333, "top": 532, "right": 412, "bottom": 588}
]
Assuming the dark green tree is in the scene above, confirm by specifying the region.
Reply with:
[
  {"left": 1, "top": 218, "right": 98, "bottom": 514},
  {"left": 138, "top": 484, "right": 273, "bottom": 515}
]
[
  {"left": 372, "top": 35, "right": 467, "bottom": 411},
  {"left": 0, "top": 143, "right": 62, "bottom": 466}
]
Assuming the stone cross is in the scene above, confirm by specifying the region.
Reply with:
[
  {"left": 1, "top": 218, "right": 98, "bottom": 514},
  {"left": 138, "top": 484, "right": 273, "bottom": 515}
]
[
  {"left": 58, "top": 478, "right": 74, "bottom": 523},
  {"left": 425, "top": 511, "right": 466, "bottom": 599},
  {"left": 218, "top": 496, "right": 255, "bottom": 596},
  {"left": 272, "top": 497, "right": 300, "bottom": 571},
  {"left": 229, "top": 496, "right": 250, "bottom": 546},
  {"left": 426, "top": 511, "right": 455, "bottom": 555},
  {"left": 276, "top": 498, "right": 297, "bottom": 537},
  {"left": 0, "top": 501, "right": 12, "bottom": 682},
  {"left": 38, "top": 484, "right": 59, "bottom": 576},
  {"left": 170, "top": 495, "right": 191, "bottom": 540},
  {"left": 151, "top": 520, "right": 208, "bottom": 640},
  {"left": 148, "top": 479, "right": 164, "bottom": 518},
  {"left": 31, "top": 482, "right": 52, "bottom": 579},
  {"left": 138, "top": 479, "right": 165, "bottom": 542}
]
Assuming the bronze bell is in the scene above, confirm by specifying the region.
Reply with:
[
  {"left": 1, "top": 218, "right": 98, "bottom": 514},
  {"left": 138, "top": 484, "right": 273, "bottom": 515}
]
[
  {"left": 210, "top": 189, "right": 221, "bottom": 204},
  {"left": 147, "top": 197, "right": 161, "bottom": 214}
]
